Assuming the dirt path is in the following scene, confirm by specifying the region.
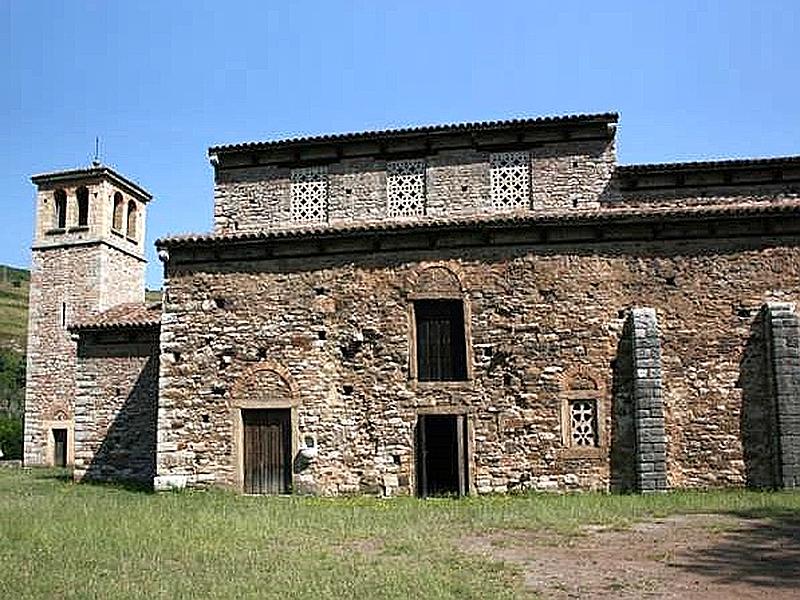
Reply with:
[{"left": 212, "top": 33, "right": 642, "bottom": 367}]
[{"left": 462, "top": 513, "right": 800, "bottom": 598}]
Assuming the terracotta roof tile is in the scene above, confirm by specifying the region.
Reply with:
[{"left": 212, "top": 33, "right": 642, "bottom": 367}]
[
  {"left": 618, "top": 155, "right": 800, "bottom": 174},
  {"left": 207, "top": 112, "right": 619, "bottom": 154},
  {"left": 156, "top": 200, "right": 800, "bottom": 248},
  {"left": 70, "top": 302, "right": 161, "bottom": 331},
  {"left": 30, "top": 164, "right": 152, "bottom": 200}
]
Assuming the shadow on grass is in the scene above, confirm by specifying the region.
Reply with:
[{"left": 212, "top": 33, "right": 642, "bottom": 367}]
[
  {"left": 675, "top": 509, "right": 800, "bottom": 590},
  {"left": 28, "top": 467, "right": 154, "bottom": 494},
  {"left": 30, "top": 467, "right": 72, "bottom": 483},
  {"left": 81, "top": 477, "right": 155, "bottom": 494}
]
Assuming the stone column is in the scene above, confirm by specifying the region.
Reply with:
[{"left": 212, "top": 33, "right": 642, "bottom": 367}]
[
  {"left": 630, "top": 308, "right": 669, "bottom": 492},
  {"left": 764, "top": 302, "right": 800, "bottom": 489}
]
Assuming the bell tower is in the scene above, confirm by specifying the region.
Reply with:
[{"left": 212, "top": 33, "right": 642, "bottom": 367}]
[{"left": 24, "top": 163, "right": 152, "bottom": 466}]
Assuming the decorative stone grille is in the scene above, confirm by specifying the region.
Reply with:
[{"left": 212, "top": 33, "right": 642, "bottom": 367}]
[
  {"left": 569, "top": 399, "right": 597, "bottom": 447},
  {"left": 387, "top": 159, "right": 426, "bottom": 218},
  {"left": 490, "top": 151, "right": 530, "bottom": 211},
  {"left": 291, "top": 166, "right": 328, "bottom": 223}
]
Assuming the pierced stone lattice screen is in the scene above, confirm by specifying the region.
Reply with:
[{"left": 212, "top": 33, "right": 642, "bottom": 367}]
[
  {"left": 490, "top": 151, "right": 530, "bottom": 211},
  {"left": 570, "top": 399, "right": 598, "bottom": 447},
  {"left": 387, "top": 159, "right": 426, "bottom": 218},
  {"left": 291, "top": 166, "right": 328, "bottom": 223}
]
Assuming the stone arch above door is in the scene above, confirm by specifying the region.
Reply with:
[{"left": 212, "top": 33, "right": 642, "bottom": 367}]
[
  {"left": 229, "top": 362, "right": 298, "bottom": 409},
  {"left": 407, "top": 263, "right": 466, "bottom": 299}
]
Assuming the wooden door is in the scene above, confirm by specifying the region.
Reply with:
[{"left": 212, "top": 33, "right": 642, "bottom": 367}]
[
  {"left": 53, "top": 429, "right": 67, "bottom": 468},
  {"left": 243, "top": 409, "right": 291, "bottom": 494}
]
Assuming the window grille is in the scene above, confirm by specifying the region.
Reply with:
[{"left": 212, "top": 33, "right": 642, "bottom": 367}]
[
  {"left": 387, "top": 159, "right": 426, "bottom": 218},
  {"left": 291, "top": 166, "right": 328, "bottom": 223},
  {"left": 490, "top": 151, "right": 530, "bottom": 211},
  {"left": 569, "top": 399, "right": 598, "bottom": 447}
]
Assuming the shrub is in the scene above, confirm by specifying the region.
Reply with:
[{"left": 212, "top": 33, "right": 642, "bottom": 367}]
[{"left": 0, "top": 414, "right": 23, "bottom": 460}]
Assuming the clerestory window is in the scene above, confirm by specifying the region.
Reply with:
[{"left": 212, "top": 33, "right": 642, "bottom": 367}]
[
  {"left": 387, "top": 159, "right": 426, "bottom": 218},
  {"left": 489, "top": 151, "right": 530, "bottom": 211},
  {"left": 290, "top": 166, "right": 328, "bottom": 223}
]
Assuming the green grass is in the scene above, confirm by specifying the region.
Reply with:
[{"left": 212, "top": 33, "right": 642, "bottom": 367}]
[{"left": 1, "top": 468, "right": 799, "bottom": 599}]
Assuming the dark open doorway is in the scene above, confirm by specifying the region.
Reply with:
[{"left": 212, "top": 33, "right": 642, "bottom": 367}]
[
  {"left": 416, "top": 414, "right": 468, "bottom": 497},
  {"left": 53, "top": 428, "right": 67, "bottom": 468},
  {"left": 242, "top": 409, "right": 291, "bottom": 494}
]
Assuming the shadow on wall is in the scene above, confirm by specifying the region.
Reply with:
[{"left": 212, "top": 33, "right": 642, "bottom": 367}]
[
  {"left": 83, "top": 354, "right": 158, "bottom": 490},
  {"left": 676, "top": 510, "right": 800, "bottom": 590},
  {"left": 738, "top": 309, "right": 779, "bottom": 489},
  {"left": 610, "top": 315, "right": 636, "bottom": 493}
]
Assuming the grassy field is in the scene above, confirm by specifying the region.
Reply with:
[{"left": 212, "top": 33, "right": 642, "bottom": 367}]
[{"left": 1, "top": 468, "right": 799, "bottom": 599}]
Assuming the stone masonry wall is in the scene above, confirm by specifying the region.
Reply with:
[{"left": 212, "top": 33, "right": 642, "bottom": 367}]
[
  {"left": 33, "top": 179, "right": 146, "bottom": 253},
  {"left": 24, "top": 246, "right": 101, "bottom": 465},
  {"left": 73, "top": 329, "right": 159, "bottom": 484},
  {"left": 213, "top": 139, "right": 615, "bottom": 234},
  {"left": 158, "top": 236, "right": 800, "bottom": 494},
  {"left": 24, "top": 243, "right": 146, "bottom": 466}
]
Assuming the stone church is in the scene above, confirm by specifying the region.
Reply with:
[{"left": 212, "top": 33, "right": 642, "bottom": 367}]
[{"left": 23, "top": 112, "right": 800, "bottom": 495}]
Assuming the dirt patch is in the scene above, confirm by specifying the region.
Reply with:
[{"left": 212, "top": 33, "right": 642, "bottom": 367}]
[
  {"left": 334, "top": 537, "right": 385, "bottom": 557},
  {"left": 461, "top": 513, "right": 800, "bottom": 598}
]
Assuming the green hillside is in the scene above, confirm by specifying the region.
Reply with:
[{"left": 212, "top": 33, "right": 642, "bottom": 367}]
[{"left": 0, "top": 266, "right": 29, "bottom": 355}]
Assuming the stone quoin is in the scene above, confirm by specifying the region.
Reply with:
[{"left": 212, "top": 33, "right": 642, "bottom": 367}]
[{"left": 23, "top": 112, "right": 800, "bottom": 495}]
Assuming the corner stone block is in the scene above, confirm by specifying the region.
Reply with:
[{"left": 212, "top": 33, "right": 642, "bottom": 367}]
[
  {"left": 764, "top": 302, "right": 800, "bottom": 489},
  {"left": 630, "top": 307, "right": 669, "bottom": 493}
]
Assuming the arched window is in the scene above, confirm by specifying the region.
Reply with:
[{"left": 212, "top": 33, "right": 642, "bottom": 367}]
[
  {"left": 112, "top": 192, "right": 124, "bottom": 231},
  {"left": 76, "top": 187, "right": 89, "bottom": 227},
  {"left": 409, "top": 266, "right": 469, "bottom": 382},
  {"left": 54, "top": 189, "right": 67, "bottom": 229},
  {"left": 126, "top": 200, "right": 137, "bottom": 239}
]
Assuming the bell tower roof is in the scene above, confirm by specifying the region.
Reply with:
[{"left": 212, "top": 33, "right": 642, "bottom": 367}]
[{"left": 31, "top": 164, "right": 152, "bottom": 203}]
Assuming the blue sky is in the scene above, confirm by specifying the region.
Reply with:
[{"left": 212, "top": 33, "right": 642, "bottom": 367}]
[{"left": 1, "top": 1, "right": 798, "bottom": 288}]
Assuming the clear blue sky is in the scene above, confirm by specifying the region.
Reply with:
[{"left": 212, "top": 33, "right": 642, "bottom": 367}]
[{"left": 1, "top": 1, "right": 798, "bottom": 288}]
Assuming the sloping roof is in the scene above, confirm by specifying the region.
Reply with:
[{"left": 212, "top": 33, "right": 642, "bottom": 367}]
[
  {"left": 69, "top": 302, "right": 161, "bottom": 331},
  {"left": 30, "top": 164, "right": 153, "bottom": 201},
  {"left": 156, "top": 200, "right": 800, "bottom": 248},
  {"left": 208, "top": 112, "right": 619, "bottom": 154},
  {"left": 618, "top": 155, "right": 800, "bottom": 174}
]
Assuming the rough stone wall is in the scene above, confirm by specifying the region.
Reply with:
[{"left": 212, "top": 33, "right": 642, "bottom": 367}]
[
  {"left": 24, "top": 242, "right": 146, "bottom": 466},
  {"left": 99, "top": 244, "right": 146, "bottom": 310},
  {"left": 764, "top": 302, "right": 800, "bottom": 488},
  {"left": 213, "top": 140, "right": 615, "bottom": 234},
  {"left": 158, "top": 236, "right": 800, "bottom": 494},
  {"left": 73, "top": 329, "right": 159, "bottom": 484},
  {"left": 24, "top": 246, "right": 101, "bottom": 465},
  {"left": 25, "top": 171, "right": 148, "bottom": 466},
  {"left": 610, "top": 185, "right": 800, "bottom": 209}
]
